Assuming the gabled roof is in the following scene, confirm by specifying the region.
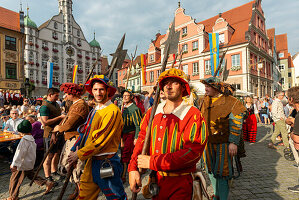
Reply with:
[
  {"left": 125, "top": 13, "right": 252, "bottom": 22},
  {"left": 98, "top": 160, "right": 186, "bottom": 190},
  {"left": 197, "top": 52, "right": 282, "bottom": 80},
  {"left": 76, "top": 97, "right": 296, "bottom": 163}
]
[
  {"left": 267, "top": 28, "right": 275, "bottom": 51},
  {"left": 0, "top": 6, "right": 20, "bottom": 32},
  {"left": 152, "top": 33, "right": 165, "bottom": 49},
  {"left": 275, "top": 34, "right": 288, "bottom": 52},
  {"left": 198, "top": 1, "right": 255, "bottom": 51},
  {"left": 38, "top": 20, "right": 50, "bottom": 30}
]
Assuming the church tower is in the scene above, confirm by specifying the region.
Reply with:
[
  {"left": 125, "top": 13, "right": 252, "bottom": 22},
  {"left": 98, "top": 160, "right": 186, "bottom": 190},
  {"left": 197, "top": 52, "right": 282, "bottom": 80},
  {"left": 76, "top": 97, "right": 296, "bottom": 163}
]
[{"left": 58, "top": 0, "right": 73, "bottom": 42}]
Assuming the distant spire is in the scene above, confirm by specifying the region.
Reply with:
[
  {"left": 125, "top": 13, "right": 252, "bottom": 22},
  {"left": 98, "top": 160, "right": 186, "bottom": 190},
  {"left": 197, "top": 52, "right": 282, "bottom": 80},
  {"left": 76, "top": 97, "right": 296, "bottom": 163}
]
[
  {"left": 26, "top": 4, "right": 29, "bottom": 16},
  {"left": 219, "top": 13, "right": 222, "bottom": 17},
  {"left": 93, "top": 30, "right": 96, "bottom": 39},
  {"left": 20, "top": 0, "right": 22, "bottom": 12},
  {"left": 178, "top": 1, "right": 181, "bottom": 8}
]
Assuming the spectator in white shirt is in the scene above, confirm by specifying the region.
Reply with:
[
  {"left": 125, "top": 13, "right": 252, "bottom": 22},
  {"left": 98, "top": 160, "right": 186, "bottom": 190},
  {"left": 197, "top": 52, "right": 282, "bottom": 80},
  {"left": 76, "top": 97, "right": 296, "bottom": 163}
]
[
  {"left": 4, "top": 109, "right": 23, "bottom": 134},
  {"left": 269, "top": 91, "right": 290, "bottom": 152}
]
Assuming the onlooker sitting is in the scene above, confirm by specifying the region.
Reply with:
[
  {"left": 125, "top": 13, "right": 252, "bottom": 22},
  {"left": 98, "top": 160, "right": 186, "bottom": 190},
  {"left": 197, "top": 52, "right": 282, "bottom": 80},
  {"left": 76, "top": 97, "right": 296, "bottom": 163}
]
[
  {"left": 7, "top": 120, "right": 53, "bottom": 200},
  {"left": 269, "top": 92, "right": 290, "bottom": 152},
  {"left": 1, "top": 113, "right": 9, "bottom": 130},
  {"left": 4, "top": 109, "right": 23, "bottom": 134}
]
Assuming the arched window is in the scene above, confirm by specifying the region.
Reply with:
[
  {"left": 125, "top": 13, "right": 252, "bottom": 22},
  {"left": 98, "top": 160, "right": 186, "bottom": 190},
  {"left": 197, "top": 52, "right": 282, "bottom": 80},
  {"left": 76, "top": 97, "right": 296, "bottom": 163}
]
[{"left": 54, "top": 22, "right": 58, "bottom": 29}]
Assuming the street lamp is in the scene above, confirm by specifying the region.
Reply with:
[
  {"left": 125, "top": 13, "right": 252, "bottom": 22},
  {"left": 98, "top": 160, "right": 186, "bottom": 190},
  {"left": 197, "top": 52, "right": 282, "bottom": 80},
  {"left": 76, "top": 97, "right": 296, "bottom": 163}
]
[{"left": 25, "top": 78, "right": 30, "bottom": 98}]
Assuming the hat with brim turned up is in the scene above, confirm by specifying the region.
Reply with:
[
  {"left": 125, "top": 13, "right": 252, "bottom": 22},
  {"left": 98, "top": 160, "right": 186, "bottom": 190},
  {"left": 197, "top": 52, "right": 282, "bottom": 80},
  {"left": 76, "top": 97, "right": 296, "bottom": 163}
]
[
  {"left": 85, "top": 75, "right": 116, "bottom": 98},
  {"left": 200, "top": 77, "right": 235, "bottom": 96},
  {"left": 158, "top": 68, "right": 190, "bottom": 97}
]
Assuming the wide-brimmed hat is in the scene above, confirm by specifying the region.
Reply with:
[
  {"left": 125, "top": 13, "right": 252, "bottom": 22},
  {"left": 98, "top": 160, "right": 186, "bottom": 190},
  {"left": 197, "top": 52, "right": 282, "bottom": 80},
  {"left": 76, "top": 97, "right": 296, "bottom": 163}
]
[
  {"left": 158, "top": 68, "right": 190, "bottom": 97},
  {"left": 85, "top": 75, "right": 116, "bottom": 97},
  {"left": 60, "top": 83, "right": 84, "bottom": 96},
  {"left": 200, "top": 77, "right": 235, "bottom": 96}
]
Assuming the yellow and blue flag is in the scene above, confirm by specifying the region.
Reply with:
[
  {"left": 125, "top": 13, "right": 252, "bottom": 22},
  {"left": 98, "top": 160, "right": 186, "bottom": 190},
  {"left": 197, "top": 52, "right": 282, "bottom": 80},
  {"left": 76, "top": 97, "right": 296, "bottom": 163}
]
[{"left": 209, "top": 33, "right": 219, "bottom": 76}]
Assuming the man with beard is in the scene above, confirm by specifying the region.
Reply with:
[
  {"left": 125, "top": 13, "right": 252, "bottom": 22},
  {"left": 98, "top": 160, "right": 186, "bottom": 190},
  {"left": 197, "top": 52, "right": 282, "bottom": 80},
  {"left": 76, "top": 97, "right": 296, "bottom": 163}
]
[
  {"left": 67, "top": 75, "right": 127, "bottom": 200},
  {"left": 52, "top": 83, "right": 89, "bottom": 199},
  {"left": 120, "top": 90, "right": 142, "bottom": 182},
  {"left": 129, "top": 68, "right": 207, "bottom": 199},
  {"left": 199, "top": 77, "right": 247, "bottom": 200}
]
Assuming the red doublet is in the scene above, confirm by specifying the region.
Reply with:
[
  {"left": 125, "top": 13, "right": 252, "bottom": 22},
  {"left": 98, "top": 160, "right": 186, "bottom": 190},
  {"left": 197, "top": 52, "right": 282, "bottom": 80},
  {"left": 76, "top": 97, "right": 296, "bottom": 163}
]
[{"left": 129, "top": 101, "right": 207, "bottom": 199}]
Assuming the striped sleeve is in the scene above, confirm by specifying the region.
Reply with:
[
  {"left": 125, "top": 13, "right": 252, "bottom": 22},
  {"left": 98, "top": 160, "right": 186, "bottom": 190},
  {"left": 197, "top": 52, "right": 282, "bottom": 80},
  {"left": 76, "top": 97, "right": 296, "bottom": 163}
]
[
  {"left": 132, "top": 108, "right": 142, "bottom": 138},
  {"left": 228, "top": 112, "right": 245, "bottom": 145}
]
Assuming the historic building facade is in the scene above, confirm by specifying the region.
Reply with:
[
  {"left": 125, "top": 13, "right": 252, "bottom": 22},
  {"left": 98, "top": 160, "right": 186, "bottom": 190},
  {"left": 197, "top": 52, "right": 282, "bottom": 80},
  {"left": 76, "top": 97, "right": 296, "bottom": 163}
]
[
  {"left": 120, "top": 0, "right": 279, "bottom": 97},
  {"left": 24, "top": 0, "right": 102, "bottom": 96},
  {"left": 0, "top": 6, "right": 25, "bottom": 91},
  {"left": 275, "top": 33, "right": 295, "bottom": 90}
]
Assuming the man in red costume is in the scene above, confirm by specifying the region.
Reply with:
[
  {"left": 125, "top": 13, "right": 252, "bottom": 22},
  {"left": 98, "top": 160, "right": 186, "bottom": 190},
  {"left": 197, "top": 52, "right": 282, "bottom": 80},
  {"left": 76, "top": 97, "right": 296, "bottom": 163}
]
[{"left": 128, "top": 68, "right": 207, "bottom": 199}]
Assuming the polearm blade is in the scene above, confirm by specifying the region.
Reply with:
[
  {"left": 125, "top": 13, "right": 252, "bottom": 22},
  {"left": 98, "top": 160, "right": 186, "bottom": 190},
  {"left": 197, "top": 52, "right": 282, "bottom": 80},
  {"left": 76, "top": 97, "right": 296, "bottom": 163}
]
[
  {"left": 213, "top": 48, "right": 228, "bottom": 77},
  {"left": 108, "top": 34, "right": 127, "bottom": 79},
  {"left": 132, "top": 17, "right": 180, "bottom": 200}
]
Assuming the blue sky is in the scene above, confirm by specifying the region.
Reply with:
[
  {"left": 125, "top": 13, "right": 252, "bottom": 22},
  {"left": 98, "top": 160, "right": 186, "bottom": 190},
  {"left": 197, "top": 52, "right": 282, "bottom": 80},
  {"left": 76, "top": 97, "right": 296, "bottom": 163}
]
[{"left": 1, "top": 0, "right": 298, "bottom": 60}]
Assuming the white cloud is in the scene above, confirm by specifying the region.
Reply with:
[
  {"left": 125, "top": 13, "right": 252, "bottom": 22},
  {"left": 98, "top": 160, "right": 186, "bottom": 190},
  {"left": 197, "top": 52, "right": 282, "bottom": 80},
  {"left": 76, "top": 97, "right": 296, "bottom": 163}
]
[{"left": 1, "top": 0, "right": 298, "bottom": 58}]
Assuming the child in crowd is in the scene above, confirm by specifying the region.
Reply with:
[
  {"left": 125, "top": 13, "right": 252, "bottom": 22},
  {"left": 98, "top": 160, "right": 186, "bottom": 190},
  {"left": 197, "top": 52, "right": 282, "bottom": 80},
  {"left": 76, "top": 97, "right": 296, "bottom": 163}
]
[{"left": 6, "top": 120, "right": 53, "bottom": 200}]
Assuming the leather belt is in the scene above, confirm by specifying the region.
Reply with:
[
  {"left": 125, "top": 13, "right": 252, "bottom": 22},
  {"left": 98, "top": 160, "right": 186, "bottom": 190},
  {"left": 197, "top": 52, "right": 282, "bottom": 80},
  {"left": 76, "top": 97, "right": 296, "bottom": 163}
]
[
  {"left": 158, "top": 171, "right": 191, "bottom": 177},
  {"left": 92, "top": 153, "right": 115, "bottom": 160}
]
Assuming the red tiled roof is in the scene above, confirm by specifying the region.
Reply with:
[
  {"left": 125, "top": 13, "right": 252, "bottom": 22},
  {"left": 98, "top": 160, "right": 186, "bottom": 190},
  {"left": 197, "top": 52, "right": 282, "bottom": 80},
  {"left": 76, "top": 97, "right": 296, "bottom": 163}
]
[
  {"left": 267, "top": 28, "right": 275, "bottom": 51},
  {"left": 0, "top": 6, "right": 20, "bottom": 32},
  {"left": 153, "top": 34, "right": 165, "bottom": 48},
  {"left": 199, "top": 1, "right": 255, "bottom": 52},
  {"left": 288, "top": 53, "right": 294, "bottom": 68},
  {"left": 275, "top": 34, "right": 288, "bottom": 52}
]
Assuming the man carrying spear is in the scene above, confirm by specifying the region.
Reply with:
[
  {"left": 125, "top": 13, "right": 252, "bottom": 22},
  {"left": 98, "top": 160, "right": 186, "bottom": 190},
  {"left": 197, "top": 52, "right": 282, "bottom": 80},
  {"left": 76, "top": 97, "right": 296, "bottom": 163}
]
[
  {"left": 52, "top": 83, "right": 89, "bottom": 200},
  {"left": 129, "top": 68, "right": 207, "bottom": 199},
  {"left": 67, "top": 75, "right": 127, "bottom": 200}
]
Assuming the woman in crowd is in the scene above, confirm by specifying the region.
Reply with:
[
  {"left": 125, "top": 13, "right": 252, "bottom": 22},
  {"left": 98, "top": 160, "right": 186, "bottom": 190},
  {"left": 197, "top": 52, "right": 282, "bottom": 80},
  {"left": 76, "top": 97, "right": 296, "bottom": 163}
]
[
  {"left": 243, "top": 96, "right": 258, "bottom": 143},
  {"left": 261, "top": 98, "right": 270, "bottom": 125}
]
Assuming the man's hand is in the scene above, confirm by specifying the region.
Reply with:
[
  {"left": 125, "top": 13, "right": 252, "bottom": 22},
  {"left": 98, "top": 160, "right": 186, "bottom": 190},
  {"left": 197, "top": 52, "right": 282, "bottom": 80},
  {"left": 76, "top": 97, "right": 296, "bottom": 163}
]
[
  {"left": 129, "top": 171, "right": 142, "bottom": 193},
  {"left": 61, "top": 114, "right": 66, "bottom": 119},
  {"left": 50, "top": 133, "right": 57, "bottom": 144},
  {"left": 229, "top": 143, "right": 238, "bottom": 157},
  {"left": 67, "top": 146, "right": 79, "bottom": 165},
  {"left": 137, "top": 155, "right": 150, "bottom": 169},
  {"left": 10, "top": 165, "right": 17, "bottom": 172}
]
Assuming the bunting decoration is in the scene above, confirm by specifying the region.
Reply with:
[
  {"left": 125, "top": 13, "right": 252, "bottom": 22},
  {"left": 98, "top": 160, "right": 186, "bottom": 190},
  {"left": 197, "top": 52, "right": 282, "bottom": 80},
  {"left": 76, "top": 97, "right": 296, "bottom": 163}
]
[
  {"left": 72, "top": 65, "right": 78, "bottom": 83},
  {"left": 209, "top": 33, "right": 220, "bottom": 76},
  {"left": 140, "top": 54, "right": 147, "bottom": 85},
  {"left": 47, "top": 61, "right": 53, "bottom": 88}
]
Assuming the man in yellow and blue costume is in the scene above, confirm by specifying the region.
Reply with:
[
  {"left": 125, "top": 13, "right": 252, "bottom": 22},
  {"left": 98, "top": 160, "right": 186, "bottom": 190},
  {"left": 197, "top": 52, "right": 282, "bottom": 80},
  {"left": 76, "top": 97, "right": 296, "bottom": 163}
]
[
  {"left": 68, "top": 75, "right": 127, "bottom": 200},
  {"left": 200, "top": 77, "right": 247, "bottom": 200}
]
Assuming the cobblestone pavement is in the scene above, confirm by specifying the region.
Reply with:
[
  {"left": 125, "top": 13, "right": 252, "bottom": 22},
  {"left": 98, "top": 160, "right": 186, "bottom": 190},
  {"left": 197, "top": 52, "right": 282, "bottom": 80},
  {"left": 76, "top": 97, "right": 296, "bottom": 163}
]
[{"left": 0, "top": 124, "right": 298, "bottom": 200}]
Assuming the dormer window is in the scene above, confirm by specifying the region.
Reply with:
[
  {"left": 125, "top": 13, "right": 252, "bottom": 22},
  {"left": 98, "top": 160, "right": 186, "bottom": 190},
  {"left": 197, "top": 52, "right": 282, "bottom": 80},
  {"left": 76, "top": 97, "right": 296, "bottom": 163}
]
[
  {"left": 219, "top": 33, "right": 225, "bottom": 44},
  {"left": 150, "top": 54, "right": 154, "bottom": 62},
  {"left": 182, "top": 27, "right": 187, "bottom": 37}
]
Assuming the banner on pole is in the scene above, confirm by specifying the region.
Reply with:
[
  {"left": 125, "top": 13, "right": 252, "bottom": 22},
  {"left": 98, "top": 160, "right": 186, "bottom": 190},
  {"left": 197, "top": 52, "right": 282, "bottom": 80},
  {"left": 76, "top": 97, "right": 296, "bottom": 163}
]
[
  {"left": 47, "top": 61, "right": 53, "bottom": 88},
  {"left": 209, "top": 33, "right": 220, "bottom": 76}
]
